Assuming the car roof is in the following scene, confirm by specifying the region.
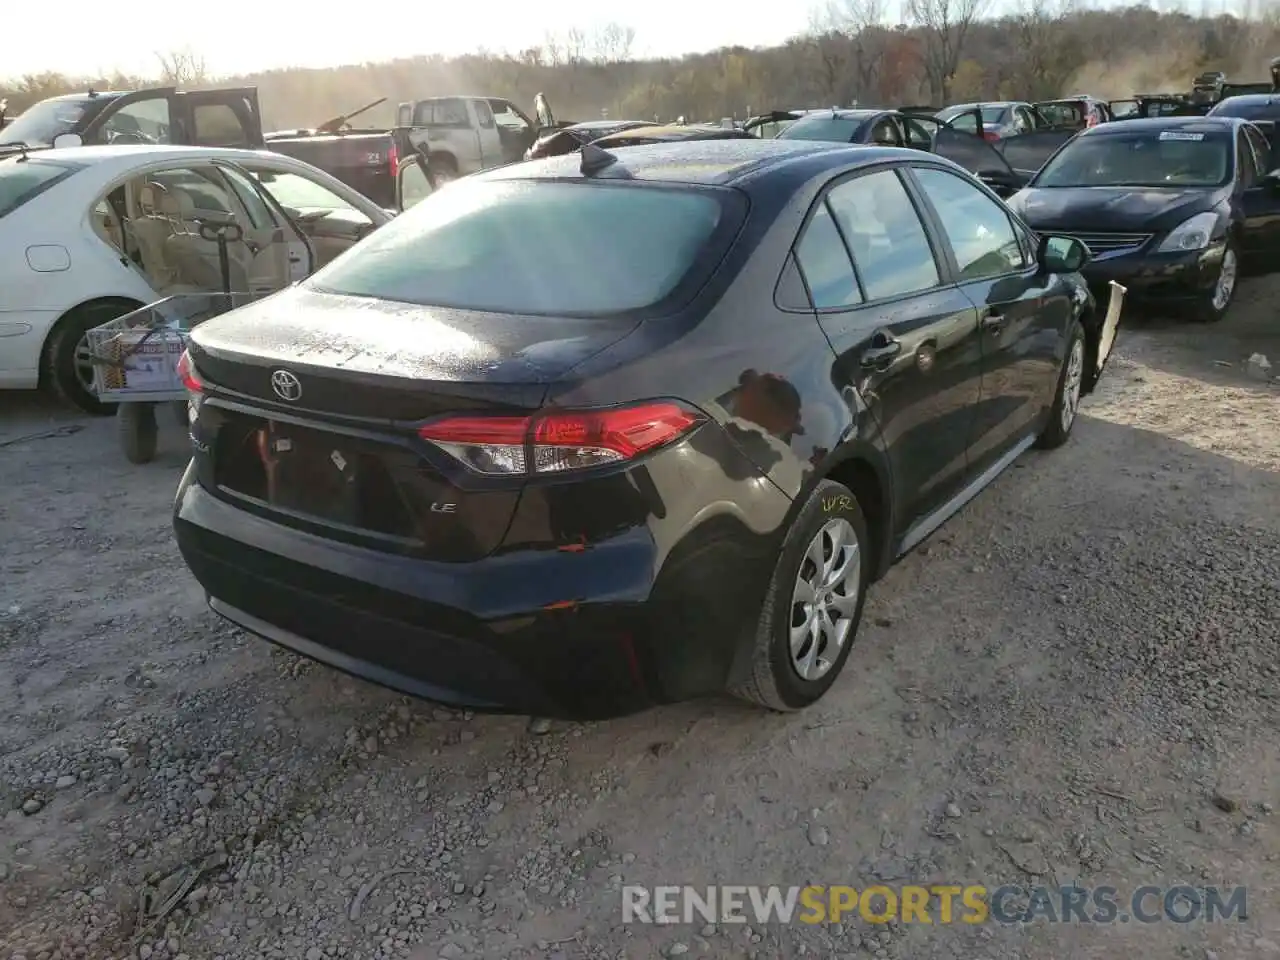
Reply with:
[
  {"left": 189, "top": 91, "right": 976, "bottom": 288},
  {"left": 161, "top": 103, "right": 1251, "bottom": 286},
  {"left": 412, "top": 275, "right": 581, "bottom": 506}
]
[
  {"left": 1079, "top": 116, "right": 1239, "bottom": 136},
  {"left": 1214, "top": 94, "right": 1280, "bottom": 107},
  {"left": 591, "top": 123, "right": 742, "bottom": 142},
  {"left": 569, "top": 119, "right": 649, "bottom": 130},
  {"left": 16, "top": 144, "right": 273, "bottom": 165},
  {"left": 477, "top": 139, "right": 948, "bottom": 188},
  {"left": 942, "top": 101, "right": 1019, "bottom": 111}
]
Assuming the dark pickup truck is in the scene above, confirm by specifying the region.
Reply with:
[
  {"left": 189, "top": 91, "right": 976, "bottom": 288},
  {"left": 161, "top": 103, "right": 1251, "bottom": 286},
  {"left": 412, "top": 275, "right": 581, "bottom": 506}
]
[{"left": 264, "top": 99, "right": 408, "bottom": 209}]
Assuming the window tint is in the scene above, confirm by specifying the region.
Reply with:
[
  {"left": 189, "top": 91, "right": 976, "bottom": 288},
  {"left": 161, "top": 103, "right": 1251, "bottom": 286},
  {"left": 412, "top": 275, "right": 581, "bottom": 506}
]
[
  {"left": 948, "top": 112, "right": 979, "bottom": 133},
  {"left": 914, "top": 167, "right": 1026, "bottom": 280},
  {"left": 0, "top": 98, "right": 89, "bottom": 146},
  {"left": 869, "top": 118, "right": 899, "bottom": 145},
  {"left": 429, "top": 99, "right": 470, "bottom": 127},
  {"left": 310, "top": 181, "right": 738, "bottom": 316},
  {"left": 1035, "top": 131, "right": 1231, "bottom": 188},
  {"left": 1246, "top": 126, "right": 1271, "bottom": 175},
  {"left": 825, "top": 170, "right": 940, "bottom": 300},
  {"left": 0, "top": 159, "right": 78, "bottom": 217},
  {"left": 412, "top": 102, "right": 434, "bottom": 126},
  {"left": 193, "top": 103, "right": 247, "bottom": 146},
  {"left": 475, "top": 101, "right": 496, "bottom": 129},
  {"left": 794, "top": 201, "right": 861, "bottom": 308},
  {"left": 250, "top": 170, "right": 359, "bottom": 214},
  {"left": 777, "top": 115, "right": 865, "bottom": 143},
  {"left": 1238, "top": 131, "right": 1258, "bottom": 187}
]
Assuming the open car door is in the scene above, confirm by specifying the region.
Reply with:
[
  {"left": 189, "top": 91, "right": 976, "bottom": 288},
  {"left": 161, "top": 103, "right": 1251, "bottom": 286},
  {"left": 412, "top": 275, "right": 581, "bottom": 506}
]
[
  {"left": 743, "top": 110, "right": 801, "bottom": 138},
  {"left": 393, "top": 127, "right": 437, "bottom": 212},
  {"left": 898, "top": 112, "right": 949, "bottom": 150},
  {"left": 992, "top": 127, "right": 1078, "bottom": 180},
  {"left": 73, "top": 86, "right": 265, "bottom": 149},
  {"left": 929, "top": 127, "right": 1027, "bottom": 196},
  {"left": 533, "top": 92, "right": 558, "bottom": 138}
]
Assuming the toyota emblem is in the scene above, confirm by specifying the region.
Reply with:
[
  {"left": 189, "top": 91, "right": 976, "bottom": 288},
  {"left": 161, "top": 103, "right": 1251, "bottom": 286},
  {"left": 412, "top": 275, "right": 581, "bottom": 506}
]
[{"left": 271, "top": 369, "right": 302, "bottom": 402}]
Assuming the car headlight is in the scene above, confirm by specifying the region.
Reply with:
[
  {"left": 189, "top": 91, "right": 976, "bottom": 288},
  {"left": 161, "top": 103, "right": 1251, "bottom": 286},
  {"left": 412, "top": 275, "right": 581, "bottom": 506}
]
[{"left": 1156, "top": 212, "right": 1218, "bottom": 252}]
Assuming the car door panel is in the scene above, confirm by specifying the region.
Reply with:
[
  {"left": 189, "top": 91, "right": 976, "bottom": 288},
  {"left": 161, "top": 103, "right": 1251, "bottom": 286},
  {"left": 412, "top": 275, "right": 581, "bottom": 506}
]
[
  {"left": 907, "top": 164, "right": 1069, "bottom": 473},
  {"left": 1239, "top": 125, "right": 1280, "bottom": 267},
  {"left": 213, "top": 163, "right": 315, "bottom": 292},
  {"left": 812, "top": 168, "right": 985, "bottom": 533}
]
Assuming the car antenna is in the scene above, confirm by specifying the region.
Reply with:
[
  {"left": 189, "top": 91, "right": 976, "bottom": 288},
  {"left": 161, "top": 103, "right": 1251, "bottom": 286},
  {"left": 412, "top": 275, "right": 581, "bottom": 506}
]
[{"left": 580, "top": 142, "right": 619, "bottom": 176}]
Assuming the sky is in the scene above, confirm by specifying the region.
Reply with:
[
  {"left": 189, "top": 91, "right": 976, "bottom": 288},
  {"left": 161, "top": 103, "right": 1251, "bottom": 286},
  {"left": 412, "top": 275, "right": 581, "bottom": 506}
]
[{"left": 3, "top": 0, "right": 819, "bottom": 82}]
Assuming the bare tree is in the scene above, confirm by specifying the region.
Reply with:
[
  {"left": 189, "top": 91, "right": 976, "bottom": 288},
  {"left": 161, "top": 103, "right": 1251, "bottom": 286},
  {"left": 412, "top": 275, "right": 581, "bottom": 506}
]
[
  {"left": 592, "top": 22, "right": 637, "bottom": 63},
  {"left": 906, "top": 0, "right": 990, "bottom": 104},
  {"left": 1007, "top": 0, "right": 1080, "bottom": 99},
  {"left": 156, "top": 48, "right": 208, "bottom": 86},
  {"left": 824, "top": 0, "right": 890, "bottom": 101},
  {"left": 804, "top": 12, "right": 854, "bottom": 104}
]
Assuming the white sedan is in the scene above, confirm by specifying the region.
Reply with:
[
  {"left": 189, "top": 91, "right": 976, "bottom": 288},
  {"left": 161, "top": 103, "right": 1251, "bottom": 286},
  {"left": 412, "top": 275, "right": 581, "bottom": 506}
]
[{"left": 0, "top": 144, "right": 395, "bottom": 413}]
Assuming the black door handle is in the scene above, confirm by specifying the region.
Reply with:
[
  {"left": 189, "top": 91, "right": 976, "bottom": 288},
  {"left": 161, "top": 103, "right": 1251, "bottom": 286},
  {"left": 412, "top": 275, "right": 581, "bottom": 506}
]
[
  {"left": 860, "top": 339, "right": 903, "bottom": 369},
  {"left": 981, "top": 312, "right": 1005, "bottom": 332}
]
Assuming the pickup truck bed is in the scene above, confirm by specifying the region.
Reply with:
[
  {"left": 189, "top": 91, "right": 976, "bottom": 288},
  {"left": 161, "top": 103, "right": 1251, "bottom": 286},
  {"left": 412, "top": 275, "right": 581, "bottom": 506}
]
[{"left": 265, "top": 129, "right": 400, "bottom": 209}]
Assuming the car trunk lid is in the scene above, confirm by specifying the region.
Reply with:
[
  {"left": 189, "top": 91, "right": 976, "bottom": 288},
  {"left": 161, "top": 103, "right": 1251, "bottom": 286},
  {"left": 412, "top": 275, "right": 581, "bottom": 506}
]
[{"left": 187, "top": 287, "right": 638, "bottom": 561}]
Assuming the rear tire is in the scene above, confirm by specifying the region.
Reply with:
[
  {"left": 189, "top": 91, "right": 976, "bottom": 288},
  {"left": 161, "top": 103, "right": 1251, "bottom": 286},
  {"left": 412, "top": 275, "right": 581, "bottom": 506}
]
[
  {"left": 43, "top": 301, "right": 137, "bottom": 415},
  {"left": 1036, "top": 319, "right": 1085, "bottom": 450},
  {"left": 118, "top": 403, "right": 158, "bottom": 464},
  {"left": 428, "top": 155, "right": 459, "bottom": 186},
  {"left": 731, "top": 480, "right": 870, "bottom": 712}
]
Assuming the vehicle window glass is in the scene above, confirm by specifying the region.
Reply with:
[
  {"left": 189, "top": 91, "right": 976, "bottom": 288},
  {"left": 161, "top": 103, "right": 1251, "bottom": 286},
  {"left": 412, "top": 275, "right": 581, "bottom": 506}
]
[
  {"left": 192, "top": 103, "right": 247, "bottom": 146},
  {"left": 1013, "top": 109, "right": 1031, "bottom": 132},
  {"left": 250, "top": 170, "right": 360, "bottom": 215},
  {"left": 412, "top": 102, "right": 433, "bottom": 126},
  {"left": 1246, "top": 126, "right": 1272, "bottom": 174},
  {"left": 980, "top": 107, "right": 1010, "bottom": 125},
  {"left": 1038, "top": 102, "right": 1085, "bottom": 128},
  {"left": 870, "top": 118, "right": 900, "bottom": 145},
  {"left": 776, "top": 115, "right": 865, "bottom": 142},
  {"left": 948, "top": 112, "right": 979, "bottom": 133},
  {"left": 794, "top": 201, "right": 861, "bottom": 309},
  {"left": 488, "top": 100, "right": 531, "bottom": 132},
  {"left": 102, "top": 96, "right": 171, "bottom": 144},
  {"left": 218, "top": 166, "right": 278, "bottom": 228},
  {"left": 825, "top": 170, "right": 940, "bottom": 300},
  {"left": 396, "top": 104, "right": 412, "bottom": 126},
  {"left": 914, "top": 167, "right": 1026, "bottom": 280},
  {"left": 903, "top": 117, "right": 938, "bottom": 146},
  {"left": 1238, "top": 131, "right": 1258, "bottom": 187},
  {"left": 0, "top": 158, "right": 79, "bottom": 217},
  {"left": 309, "top": 181, "right": 739, "bottom": 316},
  {"left": 1, "top": 99, "right": 91, "bottom": 146},
  {"left": 474, "top": 101, "right": 496, "bottom": 129},
  {"left": 1035, "top": 131, "right": 1232, "bottom": 188},
  {"left": 148, "top": 168, "right": 235, "bottom": 215},
  {"left": 427, "top": 99, "right": 470, "bottom": 127},
  {"left": 399, "top": 161, "right": 434, "bottom": 211},
  {"left": 775, "top": 254, "right": 812, "bottom": 310}
]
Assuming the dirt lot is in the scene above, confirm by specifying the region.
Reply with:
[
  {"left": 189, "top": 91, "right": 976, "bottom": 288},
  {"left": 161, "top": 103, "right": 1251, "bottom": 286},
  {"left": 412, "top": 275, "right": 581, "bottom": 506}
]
[{"left": 1, "top": 287, "right": 1277, "bottom": 960}]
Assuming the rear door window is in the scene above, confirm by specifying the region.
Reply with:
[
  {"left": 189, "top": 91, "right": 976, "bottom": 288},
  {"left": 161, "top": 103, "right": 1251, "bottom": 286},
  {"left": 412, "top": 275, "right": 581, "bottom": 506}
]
[
  {"left": 794, "top": 201, "right": 861, "bottom": 308},
  {"left": 825, "top": 170, "right": 941, "bottom": 300},
  {"left": 309, "top": 180, "right": 743, "bottom": 316},
  {"left": 0, "top": 158, "right": 80, "bottom": 217}
]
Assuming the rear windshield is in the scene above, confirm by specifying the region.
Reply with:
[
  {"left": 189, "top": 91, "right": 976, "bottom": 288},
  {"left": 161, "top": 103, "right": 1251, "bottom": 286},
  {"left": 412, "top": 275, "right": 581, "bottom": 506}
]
[
  {"left": 0, "top": 158, "right": 80, "bottom": 217},
  {"left": 1034, "top": 130, "right": 1232, "bottom": 188},
  {"left": 308, "top": 179, "right": 741, "bottom": 316},
  {"left": 776, "top": 115, "right": 864, "bottom": 142}
]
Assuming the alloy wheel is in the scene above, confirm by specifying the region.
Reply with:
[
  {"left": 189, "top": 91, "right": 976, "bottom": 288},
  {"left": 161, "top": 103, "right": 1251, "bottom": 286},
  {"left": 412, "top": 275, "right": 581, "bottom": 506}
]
[
  {"left": 789, "top": 517, "right": 861, "bottom": 681},
  {"left": 1061, "top": 336, "right": 1084, "bottom": 433},
  {"left": 1211, "top": 248, "right": 1237, "bottom": 312}
]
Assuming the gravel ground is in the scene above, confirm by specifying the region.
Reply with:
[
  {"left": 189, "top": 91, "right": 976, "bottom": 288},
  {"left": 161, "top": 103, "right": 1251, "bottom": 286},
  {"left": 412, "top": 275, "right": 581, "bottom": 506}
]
[{"left": 1, "top": 285, "right": 1277, "bottom": 960}]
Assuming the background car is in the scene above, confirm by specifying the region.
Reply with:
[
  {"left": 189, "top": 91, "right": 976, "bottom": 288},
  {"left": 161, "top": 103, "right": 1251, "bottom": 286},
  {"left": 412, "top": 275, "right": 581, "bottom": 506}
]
[
  {"left": 936, "top": 101, "right": 1044, "bottom": 141},
  {"left": 523, "top": 119, "right": 658, "bottom": 160},
  {"left": 0, "top": 144, "right": 404, "bottom": 412},
  {"left": 173, "top": 139, "right": 1111, "bottom": 722},
  {"left": 774, "top": 108, "right": 955, "bottom": 149},
  {"left": 1034, "top": 96, "right": 1113, "bottom": 130},
  {"left": 1005, "top": 115, "right": 1280, "bottom": 322}
]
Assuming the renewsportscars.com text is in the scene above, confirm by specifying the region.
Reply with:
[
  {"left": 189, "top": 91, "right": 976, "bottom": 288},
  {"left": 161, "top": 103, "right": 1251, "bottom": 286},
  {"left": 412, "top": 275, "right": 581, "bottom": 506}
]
[{"left": 622, "top": 884, "right": 1248, "bottom": 926}]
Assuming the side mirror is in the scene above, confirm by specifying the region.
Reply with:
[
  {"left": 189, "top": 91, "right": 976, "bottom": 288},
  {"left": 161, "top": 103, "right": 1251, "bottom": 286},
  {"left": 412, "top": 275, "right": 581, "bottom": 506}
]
[
  {"left": 52, "top": 132, "right": 83, "bottom": 149},
  {"left": 1039, "top": 234, "right": 1090, "bottom": 273},
  {"left": 396, "top": 158, "right": 435, "bottom": 211}
]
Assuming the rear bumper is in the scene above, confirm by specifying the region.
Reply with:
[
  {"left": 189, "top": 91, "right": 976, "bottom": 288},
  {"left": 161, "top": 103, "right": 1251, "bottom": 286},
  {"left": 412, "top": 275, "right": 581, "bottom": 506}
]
[
  {"left": 174, "top": 455, "right": 785, "bottom": 719},
  {"left": 1081, "top": 242, "right": 1224, "bottom": 305}
]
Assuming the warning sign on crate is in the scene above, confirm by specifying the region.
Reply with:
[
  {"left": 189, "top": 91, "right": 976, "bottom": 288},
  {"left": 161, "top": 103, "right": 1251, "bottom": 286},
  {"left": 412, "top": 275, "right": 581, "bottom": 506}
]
[{"left": 114, "top": 331, "right": 186, "bottom": 391}]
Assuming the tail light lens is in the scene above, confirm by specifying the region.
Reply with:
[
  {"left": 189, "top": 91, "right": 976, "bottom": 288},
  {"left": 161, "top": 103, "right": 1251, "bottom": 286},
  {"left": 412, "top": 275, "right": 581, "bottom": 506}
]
[
  {"left": 387, "top": 143, "right": 399, "bottom": 181},
  {"left": 981, "top": 130, "right": 1000, "bottom": 142},
  {"left": 176, "top": 349, "right": 203, "bottom": 394},
  {"left": 419, "top": 402, "right": 704, "bottom": 476}
]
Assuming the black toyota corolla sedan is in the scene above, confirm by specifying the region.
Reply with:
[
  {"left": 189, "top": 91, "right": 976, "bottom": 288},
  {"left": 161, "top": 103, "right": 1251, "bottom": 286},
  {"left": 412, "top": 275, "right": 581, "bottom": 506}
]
[
  {"left": 1005, "top": 115, "right": 1280, "bottom": 322},
  {"left": 173, "top": 140, "right": 1119, "bottom": 720}
]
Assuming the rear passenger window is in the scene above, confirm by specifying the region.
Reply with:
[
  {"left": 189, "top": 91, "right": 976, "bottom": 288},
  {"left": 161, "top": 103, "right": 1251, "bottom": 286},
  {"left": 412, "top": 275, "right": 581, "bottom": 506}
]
[
  {"left": 825, "top": 170, "right": 940, "bottom": 301},
  {"left": 794, "top": 201, "right": 861, "bottom": 309}
]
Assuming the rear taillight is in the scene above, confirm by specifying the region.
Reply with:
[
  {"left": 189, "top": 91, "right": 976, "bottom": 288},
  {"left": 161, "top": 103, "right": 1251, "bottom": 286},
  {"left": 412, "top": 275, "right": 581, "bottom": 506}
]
[
  {"left": 418, "top": 402, "right": 704, "bottom": 476},
  {"left": 387, "top": 143, "right": 399, "bottom": 180},
  {"left": 177, "top": 349, "right": 203, "bottom": 393},
  {"left": 981, "top": 130, "right": 1000, "bottom": 142}
]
